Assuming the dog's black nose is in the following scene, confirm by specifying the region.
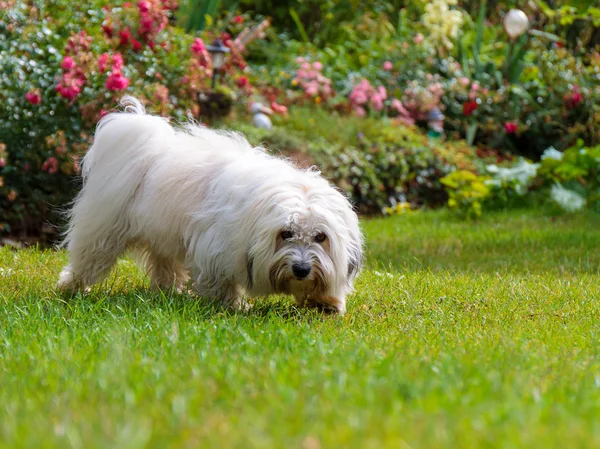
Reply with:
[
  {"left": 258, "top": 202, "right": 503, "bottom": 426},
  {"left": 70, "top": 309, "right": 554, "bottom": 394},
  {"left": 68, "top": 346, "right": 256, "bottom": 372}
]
[{"left": 292, "top": 263, "right": 311, "bottom": 279}]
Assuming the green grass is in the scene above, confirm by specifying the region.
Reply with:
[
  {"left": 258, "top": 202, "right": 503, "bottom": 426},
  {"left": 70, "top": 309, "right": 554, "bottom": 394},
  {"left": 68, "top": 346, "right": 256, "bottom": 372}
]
[{"left": 1, "top": 209, "right": 600, "bottom": 448}]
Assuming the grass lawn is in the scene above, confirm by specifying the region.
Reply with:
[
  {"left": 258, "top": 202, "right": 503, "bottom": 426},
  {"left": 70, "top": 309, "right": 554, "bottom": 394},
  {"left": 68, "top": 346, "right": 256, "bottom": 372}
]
[{"left": 1, "top": 209, "right": 600, "bottom": 448}]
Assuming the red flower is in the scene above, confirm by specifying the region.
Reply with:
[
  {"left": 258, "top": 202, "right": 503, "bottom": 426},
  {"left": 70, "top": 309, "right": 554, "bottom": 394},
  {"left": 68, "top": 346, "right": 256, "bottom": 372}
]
[
  {"left": 565, "top": 86, "right": 582, "bottom": 109},
  {"left": 131, "top": 38, "right": 143, "bottom": 52},
  {"left": 236, "top": 76, "right": 248, "bottom": 88},
  {"left": 61, "top": 56, "right": 75, "bottom": 71},
  {"left": 140, "top": 16, "right": 154, "bottom": 34},
  {"left": 119, "top": 28, "right": 132, "bottom": 46},
  {"left": 504, "top": 121, "right": 519, "bottom": 134},
  {"left": 463, "top": 100, "right": 478, "bottom": 116},
  {"left": 105, "top": 72, "right": 130, "bottom": 91},
  {"left": 25, "top": 90, "right": 41, "bottom": 105},
  {"left": 102, "top": 24, "right": 113, "bottom": 37},
  {"left": 99, "top": 109, "right": 109, "bottom": 118},
  {"left": 233, "top": 15, "right": 243, "bottom": 24}
]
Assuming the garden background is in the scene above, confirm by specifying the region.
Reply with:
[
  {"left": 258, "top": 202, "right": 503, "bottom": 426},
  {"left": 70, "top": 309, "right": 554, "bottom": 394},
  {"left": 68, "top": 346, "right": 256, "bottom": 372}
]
[
  {"left": 1, "top": 0, "right": 599, "bottom": 240},
  {"left": 2, "top": 2, "right": 600, "bottom": 448}
]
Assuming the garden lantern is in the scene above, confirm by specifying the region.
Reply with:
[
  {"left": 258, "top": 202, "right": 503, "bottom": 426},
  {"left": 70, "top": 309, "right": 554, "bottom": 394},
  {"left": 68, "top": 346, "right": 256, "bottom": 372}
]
[
  {"left": 207, "top": 39, "right": 230, "bottom": 89},
  {"left": 503, "top": 9, "right": 529, "bottom": 40}
]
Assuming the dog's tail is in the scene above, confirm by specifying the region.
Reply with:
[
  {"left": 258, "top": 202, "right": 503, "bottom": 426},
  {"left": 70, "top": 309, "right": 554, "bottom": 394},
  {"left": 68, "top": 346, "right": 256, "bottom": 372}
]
[{"left": 81, "top": 96, "right": 174, "bottom": 180}]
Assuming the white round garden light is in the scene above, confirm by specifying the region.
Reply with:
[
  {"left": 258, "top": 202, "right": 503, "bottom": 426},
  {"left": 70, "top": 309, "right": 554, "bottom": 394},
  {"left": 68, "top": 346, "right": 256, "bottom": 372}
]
[{"left": 503, "top": 9, "right": 529, "bottom": 40}]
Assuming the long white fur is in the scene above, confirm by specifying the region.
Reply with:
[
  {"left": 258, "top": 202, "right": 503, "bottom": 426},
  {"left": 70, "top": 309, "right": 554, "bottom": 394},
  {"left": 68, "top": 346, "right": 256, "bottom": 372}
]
[{"left": 58, "top": 96, "right": 363, "bottom": 314}]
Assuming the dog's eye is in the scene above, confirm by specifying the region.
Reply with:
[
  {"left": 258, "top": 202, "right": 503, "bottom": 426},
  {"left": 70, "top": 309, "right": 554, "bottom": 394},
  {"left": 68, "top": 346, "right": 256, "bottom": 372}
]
[
  {"left": 314, "top": 233, "right": 327, "bottom": 243},
  {"left": 280, "top": 230, "right": 293, "bottom": 240}
]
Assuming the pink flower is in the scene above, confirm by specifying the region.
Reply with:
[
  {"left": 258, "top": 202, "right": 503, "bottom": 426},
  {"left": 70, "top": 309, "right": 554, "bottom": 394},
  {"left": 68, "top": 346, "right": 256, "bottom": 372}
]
[
  {"left": 271, "top": 101, "right": 288, "bottom": 115},
  {"left": 459, "top": 77, "right": 469, "bottom": 86},
  {"left": 99, "top": 109, "right": 109, "bottom": 118},
  {"left": 105, "top": 72, "right": 130, "bottom": 91},
  {"left": 25, "top": 91, "right": 41, "bottom": 105},
  {"left": 383, "top": 61, "right": 393, "bottom": 71},
  {"left": 61, "top": 56, "right": 75, "bottom": 71},
  {"left": 414, "top": 33, "right": 424, "bottom": 44},
  {"left": 112, "top": 53, "right": 124, "bottom": 70},
  {"left": 304, "top": 82, "right": 319, "bottom": 96},
  {"left": 504, "top": 121, "right": 518, "bottom": 134},
  {"left": 312, "top": 61, "right": 323, "bottom": 71},
  {"left": 137, "top": 0, "right": 150, "bottom": 12},
  {"left": 56, "top": 83, "right": 81, "bottom": 101},
  {"left": 41, "top": 157, "right": 59, "bottom": 174},
  {"left": 191, "top": 38, "right": 205, "bottom": 55},
  {"left": 98, "top": 53, "right": 109, "bottom": 72},
  {"left": 0, "top": 158, "right": 5, "bottom": 168},
  {"left": 370, "top": 94, "right": 384, "bottom": 111},
  {"left": 471, "top": 83, "right": 480, "bottom": 91},
  {"left": 378, "top": 85, "right": 387, "bottom": 100},
  {"left": 236, "top": 76, "right": 248, "bottom": 88},
  {"left": 354, "top": 106, "right": 366, "bottom": 117},
  {"left": 301, "top": 62, "right": 311, "bottom": 71}
]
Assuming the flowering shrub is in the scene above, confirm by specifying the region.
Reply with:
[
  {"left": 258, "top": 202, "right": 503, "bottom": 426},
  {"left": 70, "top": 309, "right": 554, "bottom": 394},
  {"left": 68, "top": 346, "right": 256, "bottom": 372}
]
[
  {"left": 440, "top": 170, "right": 491, "bottom": 219},
  {"left": 0, "top": 1, "right": 267, "bottom": 237}
]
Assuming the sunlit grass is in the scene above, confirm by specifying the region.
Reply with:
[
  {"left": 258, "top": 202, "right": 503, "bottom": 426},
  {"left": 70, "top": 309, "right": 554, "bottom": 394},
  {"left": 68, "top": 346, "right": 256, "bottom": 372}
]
[{"left": 1, "top": 209, "right": 599, "bottom": 448}]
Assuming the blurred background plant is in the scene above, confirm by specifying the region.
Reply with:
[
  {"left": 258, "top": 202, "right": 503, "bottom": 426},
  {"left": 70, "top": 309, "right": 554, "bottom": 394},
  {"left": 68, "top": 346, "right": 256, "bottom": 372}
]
[{"left": 1, "top": 0, "right": 599, "bottom": 240}]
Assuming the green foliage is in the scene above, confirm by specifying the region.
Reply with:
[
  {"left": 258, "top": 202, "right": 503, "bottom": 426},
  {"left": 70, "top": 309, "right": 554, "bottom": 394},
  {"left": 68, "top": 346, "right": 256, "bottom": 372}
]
[
  {"left": 232, "top": 108, "right": 480, "bottom": 213},
  {"left": 441, "top": 169, "right": 491, "bottom": 218}
]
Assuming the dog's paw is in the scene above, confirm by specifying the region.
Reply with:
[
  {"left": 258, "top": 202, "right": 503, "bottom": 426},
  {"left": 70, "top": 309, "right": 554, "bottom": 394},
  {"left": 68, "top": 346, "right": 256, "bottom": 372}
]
[
  {"left": 230, "top": 297, "right": 253, "bottom": 312},
  {"left": 57, "top": 268, "right": 78, "bottom": 292},
  {"left": 300, "top": 296, "right": 346, "bottom": 315}
]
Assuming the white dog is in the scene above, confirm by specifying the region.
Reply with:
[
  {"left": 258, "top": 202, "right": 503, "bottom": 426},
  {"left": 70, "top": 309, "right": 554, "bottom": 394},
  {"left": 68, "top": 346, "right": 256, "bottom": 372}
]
[{"left": 58, "top": 97, "right": 363, "bottom": 314}]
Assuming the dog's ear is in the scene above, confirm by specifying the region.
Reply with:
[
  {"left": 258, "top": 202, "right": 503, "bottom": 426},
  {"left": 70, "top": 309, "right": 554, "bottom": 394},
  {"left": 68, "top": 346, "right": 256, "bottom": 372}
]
[
  {"left": 347, "top": 243, "right": 362, "bottom": 284},
  {"left": 246, "top": 254, "right": 254, "bottom": 289}
]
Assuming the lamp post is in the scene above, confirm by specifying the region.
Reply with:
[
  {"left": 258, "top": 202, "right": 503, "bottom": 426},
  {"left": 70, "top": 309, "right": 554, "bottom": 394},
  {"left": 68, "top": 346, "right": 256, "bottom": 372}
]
[
  {"left": 207, "top": 39, "right": 230, "bottom": 89},
  {"left": 503, "top": 9, "right": 529, "bottom": 80}
]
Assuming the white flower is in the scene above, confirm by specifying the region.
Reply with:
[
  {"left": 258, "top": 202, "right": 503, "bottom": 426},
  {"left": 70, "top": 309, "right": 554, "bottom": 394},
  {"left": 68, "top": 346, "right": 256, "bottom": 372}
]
[
  {"left": 541, "top": 146, "right": 563, "bottom": 161},
  {"left": 550, "top": 183, "right": 586, "bottom": 212},
  {"left": 422, "top": 0, "right": 464, "bottom": 51},
  {"left": 486, "top": 158, "right": 539, "bottom": 195}
]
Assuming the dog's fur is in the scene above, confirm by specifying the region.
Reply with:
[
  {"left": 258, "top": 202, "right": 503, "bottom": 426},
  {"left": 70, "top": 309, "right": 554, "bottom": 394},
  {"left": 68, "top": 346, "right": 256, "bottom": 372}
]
[{"left": 58, "top": 97, "right": 363, "bottom": 314}]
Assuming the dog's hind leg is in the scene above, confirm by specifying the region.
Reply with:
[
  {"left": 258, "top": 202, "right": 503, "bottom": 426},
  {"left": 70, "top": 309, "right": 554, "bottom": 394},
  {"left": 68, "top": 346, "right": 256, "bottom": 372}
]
[
  {"left": 144, "top": 252, "right": 189, "bottom": 292},
  {"left": 58, "top": 233, "right": 126, "bottom": 292}
]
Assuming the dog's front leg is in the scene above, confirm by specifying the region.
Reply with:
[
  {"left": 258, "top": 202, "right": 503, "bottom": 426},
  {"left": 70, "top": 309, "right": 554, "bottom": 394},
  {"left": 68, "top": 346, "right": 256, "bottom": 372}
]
[{"left": 192, "top": 277, "right": 251, "bottom": 311}]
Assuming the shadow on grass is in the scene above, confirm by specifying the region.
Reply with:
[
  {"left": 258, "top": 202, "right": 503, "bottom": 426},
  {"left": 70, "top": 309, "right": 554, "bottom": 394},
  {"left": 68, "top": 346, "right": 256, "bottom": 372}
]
[{"left": 53, "top": 285, "right": 333, "bottom": 322}]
